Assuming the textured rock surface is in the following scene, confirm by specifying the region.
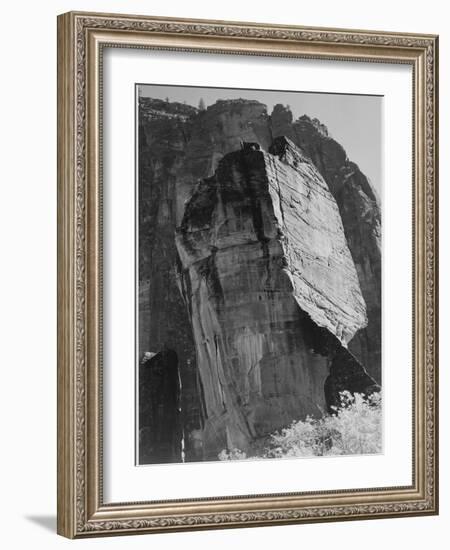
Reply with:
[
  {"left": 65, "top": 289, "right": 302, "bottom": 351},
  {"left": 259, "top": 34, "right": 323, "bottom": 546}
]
[
  {"left": 139, "top": 98, "right": 282, "bottom": 462},
  {"left": 138, "top": 98, "right": 203, "bottom": 462},
  {"left": 176, "top": 139, "right": 375, "bottom": 458},
  {"left": 138, "top": 96, "right": 381, "bottom": 462},
  {"left": 270, "top": 106, "right": 381, "bottom": 382},
  {"left": 174, "top": 99, "right": 272, "bottom": 223},
  {"left": 267, "top": 137, "right": 367, "bottom": 345}
]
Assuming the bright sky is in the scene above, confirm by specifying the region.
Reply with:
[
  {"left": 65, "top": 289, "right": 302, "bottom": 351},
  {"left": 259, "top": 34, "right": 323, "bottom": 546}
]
[{"left": 139, "top": 83, "right": 382, "bottom": 195}]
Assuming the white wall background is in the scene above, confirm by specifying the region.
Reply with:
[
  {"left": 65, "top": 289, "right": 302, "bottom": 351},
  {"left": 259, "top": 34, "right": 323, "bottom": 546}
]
[{"left": 0, "top": 0, "right": 446, "bottom": 547}]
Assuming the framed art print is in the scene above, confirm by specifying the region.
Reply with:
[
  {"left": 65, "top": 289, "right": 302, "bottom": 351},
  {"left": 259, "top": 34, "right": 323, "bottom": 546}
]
[{"left": 57, "top": 11, "right": 439, "bottom": 538}]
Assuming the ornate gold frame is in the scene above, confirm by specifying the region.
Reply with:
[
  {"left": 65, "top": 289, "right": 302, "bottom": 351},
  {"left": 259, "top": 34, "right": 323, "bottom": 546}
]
[{"left": 57, "top": 11, "right": 439, "bottom": 538}]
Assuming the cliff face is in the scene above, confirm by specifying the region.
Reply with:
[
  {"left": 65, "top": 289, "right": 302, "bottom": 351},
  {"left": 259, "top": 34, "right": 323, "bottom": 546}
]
[
  {"left": 138, "top": 98, "right": 202, "bottom": 462},
  {"left": 138, "top": 96, "right": 381, "bottom": 463},
  {"left": 139, "top": 98, "right": 278, "bottom": 461},
  {"left": 174, "top": 99, "right": 273, "bottom": 223},
  {"left": 176, "top": 138, "right": 376, "bottom": 458},
  {"left": 270, "top": 106, "right": 382, "bottom": 381}
]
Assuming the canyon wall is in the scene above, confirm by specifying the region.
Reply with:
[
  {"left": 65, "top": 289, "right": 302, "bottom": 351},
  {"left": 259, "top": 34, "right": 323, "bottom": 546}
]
[
  {"left": 138, "top": 96, "right": 381, "bottom": 462},
  {"left": 138, "top": 98, "right": 202, "bottom": 462},
  {"left": 139, "top": 98, "right": 274, "bottom": 461},
  {"left": 270, "top": 105, "right": 382, "bottom": 381},
  {"left": 176, "top": 138, "right": 377, "bottom": 458}
]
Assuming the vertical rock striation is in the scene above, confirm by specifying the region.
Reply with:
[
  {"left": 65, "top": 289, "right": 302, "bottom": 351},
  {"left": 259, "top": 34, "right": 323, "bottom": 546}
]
[
  {"left": 138, "top": 98, "right": 203, "bottom": 461},
  {"left": 139, "top": 96, "right": 381, "bottom": 462},
  {"left": 139, "top": 98, "right": 278, "bottom": 461},
  {"left": 270, "top": 106, "right": 382, "bottom": 382},
  {"left": 176, "top": 138, "right": 377, "bottom": 458}
]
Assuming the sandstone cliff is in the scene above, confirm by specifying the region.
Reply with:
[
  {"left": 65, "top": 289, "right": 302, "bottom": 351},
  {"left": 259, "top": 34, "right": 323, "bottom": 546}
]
[
  {"left": 139, "top": 98, "right": 280, "bottom": 462},
  {"left": 270, "top": 105, "right": 381, "bottom": 381},
  {"left": 138, "top": 96, "right": 381, "bottom": 463},
  {"left": 176, "top": 138, "right": 377, "bottom": 458},
  {"left": 138, "top": 98, "right": 202, "bottom": 463}
]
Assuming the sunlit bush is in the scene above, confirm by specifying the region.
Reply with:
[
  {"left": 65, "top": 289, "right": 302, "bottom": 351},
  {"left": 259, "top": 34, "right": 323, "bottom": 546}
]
[{"left": 218, "top": 392, "right": 382, "bottom": 460}]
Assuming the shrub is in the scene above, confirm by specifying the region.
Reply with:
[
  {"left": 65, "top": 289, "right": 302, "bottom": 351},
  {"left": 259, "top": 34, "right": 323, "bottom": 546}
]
[{"left": 218, "top": 392, "right": 382, "bottom": 460}]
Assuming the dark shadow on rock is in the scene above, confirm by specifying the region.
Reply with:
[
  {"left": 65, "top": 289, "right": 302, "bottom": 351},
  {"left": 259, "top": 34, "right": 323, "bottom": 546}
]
[
  {"left": 324, "top": 347, "right": 380, "bottom": 413},
  {"left": 139, "top": 348, "right": 182, "bottom": 464}
]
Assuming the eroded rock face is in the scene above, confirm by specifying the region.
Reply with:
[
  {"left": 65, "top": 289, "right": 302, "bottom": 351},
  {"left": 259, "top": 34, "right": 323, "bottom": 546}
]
[
  {"left": 139, "top": 98, "right": 284, "bottom": 461},
  {"left": 270, "top": 106, "right": 382, "bottom": 382},
  {"left": 138, "top": 98, "right": 203, "bottom": 462},
  {"left": 176, "top": 138, "right": 375, "bottom": 458},
  {"left": 139, "top": 97, "right": 381, "bottom": 462},
  {"left": 174, "top": 99, "right": 273, "bottom": 223},
  {"left": 267, "top": 137, "right": 368, "bottom": 345}
]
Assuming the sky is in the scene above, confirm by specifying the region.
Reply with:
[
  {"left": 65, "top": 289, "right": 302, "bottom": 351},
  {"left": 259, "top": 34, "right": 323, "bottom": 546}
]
[{"left": 139, "top": 83, "right": 382, "bottom": 195}]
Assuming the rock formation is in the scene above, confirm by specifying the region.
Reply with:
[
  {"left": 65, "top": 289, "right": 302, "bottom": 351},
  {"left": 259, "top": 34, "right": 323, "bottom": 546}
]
[
  {"left": 138, "top": 98, "right": 275, "bottom": 462},
  {"left": 176, "top": 137, "right": 377, "bottom": 458},
  {"left": 139, "top": 98, "right": 207, "bottom": 462},
  {"left": 270, "top": 106, "right": 382, "bottom": 381},
  {"left": 138, "top": 96, "right": 381, "bottom": 463}
]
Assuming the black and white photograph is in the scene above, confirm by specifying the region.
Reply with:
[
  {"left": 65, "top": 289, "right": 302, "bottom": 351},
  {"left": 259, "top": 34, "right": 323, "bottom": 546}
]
[
  {"left": 137, "top": 84, "right": 382, "bottom": 465},
  {"left": 0, "top": 0, "right": 442, "bottom": 544}
]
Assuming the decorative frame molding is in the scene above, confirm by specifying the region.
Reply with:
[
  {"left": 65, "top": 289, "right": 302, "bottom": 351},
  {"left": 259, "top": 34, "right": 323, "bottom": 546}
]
[{"left": 57, "top": 11, "right": 438, "bottom": 538}]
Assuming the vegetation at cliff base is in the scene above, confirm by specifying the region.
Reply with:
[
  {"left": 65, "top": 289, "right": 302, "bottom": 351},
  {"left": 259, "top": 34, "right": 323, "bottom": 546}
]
[{"left": 218, "top": 392, "right": 382, "bottom": 461}]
